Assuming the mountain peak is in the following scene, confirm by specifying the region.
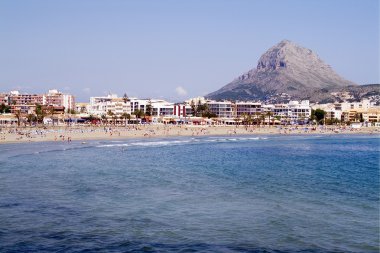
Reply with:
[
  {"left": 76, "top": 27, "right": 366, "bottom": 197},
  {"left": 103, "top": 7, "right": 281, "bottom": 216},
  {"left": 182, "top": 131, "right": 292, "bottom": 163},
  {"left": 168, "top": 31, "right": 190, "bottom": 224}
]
[
  {"left": 278, "top": 39, "right": 293, "bottom": 46},
  {"left": 257, "top": 40, "right": 317, "bottom": 71},
  {"left": 207, "top": 40, "right": 360, "bottom": 102}
]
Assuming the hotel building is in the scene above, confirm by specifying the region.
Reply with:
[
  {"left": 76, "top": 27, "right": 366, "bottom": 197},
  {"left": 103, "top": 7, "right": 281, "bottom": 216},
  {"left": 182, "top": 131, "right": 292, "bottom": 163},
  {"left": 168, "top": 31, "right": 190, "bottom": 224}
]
[
  {"left": 88, "top": 94, "right": 131, "bottom": 116},
  {"left": 207, "top": 101, "right": 234, "bottom": 118}
]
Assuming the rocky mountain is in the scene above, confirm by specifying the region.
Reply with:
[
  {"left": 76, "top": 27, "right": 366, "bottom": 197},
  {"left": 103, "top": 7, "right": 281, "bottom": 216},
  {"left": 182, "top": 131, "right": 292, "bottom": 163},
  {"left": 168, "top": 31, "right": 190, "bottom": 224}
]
[{"left": 207, "top": 40, "right": 379, "bottom": 103}]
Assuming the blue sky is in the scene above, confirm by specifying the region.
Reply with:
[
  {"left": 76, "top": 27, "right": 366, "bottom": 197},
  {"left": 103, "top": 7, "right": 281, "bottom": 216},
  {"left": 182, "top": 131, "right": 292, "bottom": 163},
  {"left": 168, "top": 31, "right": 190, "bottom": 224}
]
[{"left": 0, "top": 0, "right": 379, "bottom": 102}]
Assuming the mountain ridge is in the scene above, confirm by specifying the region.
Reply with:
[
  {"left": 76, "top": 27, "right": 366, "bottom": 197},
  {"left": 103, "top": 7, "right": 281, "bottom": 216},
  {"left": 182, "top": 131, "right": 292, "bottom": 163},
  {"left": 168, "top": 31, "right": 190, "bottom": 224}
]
[{"left": 206, "top": 40, "right": 379, "bottom": 103}]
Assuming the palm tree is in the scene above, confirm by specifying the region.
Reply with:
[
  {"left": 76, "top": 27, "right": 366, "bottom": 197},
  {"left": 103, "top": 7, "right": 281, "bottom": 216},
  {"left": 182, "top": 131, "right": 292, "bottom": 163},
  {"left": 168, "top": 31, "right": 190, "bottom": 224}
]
[
  {"left": 190, "top": 100, "right": 196, "bottom": 116},
  {"left": 253, "top": 112, "right": 260, "bottom": 125},
  {"left": 266, "top": 111, "right": 273, "bottom": 126},
  {"left": 27, "top": 113, "right": 37, "bottom": 126},
  {"left": 0, "top": 103, "right": 11, "bottom": 113},
  {"left": 113, "top": 116, "right": 118, "bottom": 125},
  {"left": 101, "top": 114, "right": 107, "bottom": 125},
  {"left": 145, "top": 99, "right": 153, "bottom": 116},
  {"left": 121, "top": 113, "right": 131, "bottom": 124},
  {"left": 274, "top": 116, "right": 281, "bottom": 125},
  {"left": 107, "top": 110, "right": 115, "bottom": 125},
  {"left": 123, "top": 93, "right": 129, "bottom": 103},
  {"left": 133, "top": 109, "right": 144, "bottom": 119},
  {"left": 14, "top": 110, "right": 22, "bottom": 127},
  {"left": 247, "top": 114, "right": 253, "bottom": 125},
  {"left": 47, "top": 106, "right": 55, "bottom": 126},
  {"left": 259, "top": 113, "right": 265, "bottom": 126},
  {"left": 88, "top": 114, "right": 95, "bottom": 124},
  {"left": 35, "top": 104, "right": 46, "bottom": 124}
]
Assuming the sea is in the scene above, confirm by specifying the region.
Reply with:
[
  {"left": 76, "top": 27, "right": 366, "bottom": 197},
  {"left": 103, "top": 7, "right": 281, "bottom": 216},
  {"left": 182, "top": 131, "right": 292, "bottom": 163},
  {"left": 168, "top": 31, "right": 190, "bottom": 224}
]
[{"left": 0, "top": 134, "right": 379, "bottom": 253}]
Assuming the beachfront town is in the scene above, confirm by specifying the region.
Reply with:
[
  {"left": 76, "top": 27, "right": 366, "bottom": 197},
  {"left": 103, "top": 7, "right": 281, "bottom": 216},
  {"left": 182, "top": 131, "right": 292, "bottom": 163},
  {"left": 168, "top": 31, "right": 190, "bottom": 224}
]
[{"left": 0, "top": 89, "right": 379, "bottom": 127}]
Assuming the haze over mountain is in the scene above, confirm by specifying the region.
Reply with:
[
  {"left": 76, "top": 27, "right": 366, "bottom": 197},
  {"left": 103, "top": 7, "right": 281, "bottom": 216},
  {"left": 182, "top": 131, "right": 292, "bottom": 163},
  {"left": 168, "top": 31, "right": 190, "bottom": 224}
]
[{"left": 207, "top": 40, "right": 379, "bottom": 103}]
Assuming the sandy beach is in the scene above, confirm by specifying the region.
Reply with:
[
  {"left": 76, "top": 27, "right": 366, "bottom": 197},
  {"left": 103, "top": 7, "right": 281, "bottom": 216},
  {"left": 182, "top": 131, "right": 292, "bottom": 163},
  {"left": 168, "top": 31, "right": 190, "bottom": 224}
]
[{"left": 0, "top": 124, "right": 379, "bottom": 144}]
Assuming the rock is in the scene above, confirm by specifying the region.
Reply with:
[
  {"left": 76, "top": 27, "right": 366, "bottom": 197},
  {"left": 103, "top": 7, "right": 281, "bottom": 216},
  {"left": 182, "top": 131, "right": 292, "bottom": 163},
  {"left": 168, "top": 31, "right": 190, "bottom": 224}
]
[{"left": 206, "top": 40, "right": 380, "bottom": 103}]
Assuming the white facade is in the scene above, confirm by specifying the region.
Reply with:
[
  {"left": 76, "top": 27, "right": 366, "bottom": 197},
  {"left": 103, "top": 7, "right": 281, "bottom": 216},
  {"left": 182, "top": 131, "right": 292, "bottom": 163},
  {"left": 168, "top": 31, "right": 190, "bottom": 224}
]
[
  {"left": 207, "top": 101, "right": 233, "bottom": 118},
  {"left": 334, "top": 99, "right": 372, "bottom": 112},
  {"left": 151, "top": 101, "right": 174, "bottom": 116},
  {"left": 185, "top": 97, "right": 207, "bottom": 105},
  {"left": 173, "top": 104, "right": 192, "bottom": 117},
  {"left": 129, "top": 98, "right": 175, "bottom": 116},
  {"left": 43, "top": 89, "right": 75, "bottom": 112},
  {"left": 312, "top": 99, "right": 375, "bottom": 120},
  {"left": 88, "top": 94, "right": 131, "bottom": 116},
  {"left": 235, "top": 101, "right": 262, "bottom": 116},
  {"left": 288, "top": 100, "right": 311, "bottom": 122},
  {"left": 271, "top": 100, "right": 311, "bottom": 123}
]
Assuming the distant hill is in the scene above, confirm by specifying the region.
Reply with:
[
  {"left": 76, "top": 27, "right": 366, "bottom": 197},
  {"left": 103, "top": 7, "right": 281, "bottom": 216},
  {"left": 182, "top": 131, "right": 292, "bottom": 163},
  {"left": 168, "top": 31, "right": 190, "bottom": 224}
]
[{"left": 206, "top": 40, "right": 379, "bottom": 103}]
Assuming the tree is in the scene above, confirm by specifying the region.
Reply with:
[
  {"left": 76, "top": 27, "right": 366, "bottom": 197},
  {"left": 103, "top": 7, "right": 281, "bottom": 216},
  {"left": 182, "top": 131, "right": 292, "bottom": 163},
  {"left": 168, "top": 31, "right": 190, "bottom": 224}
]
[
  {"left": 145, "top": 99, "right": 153, "bottom": 116},
  {"left": 133, "top": 109, "right": 144, "bottom": 119},
  {"left": 202, "top": 111, "right": 217, "bottom": 119},
  {"left": 325, "top": 118, "right": 340, "bottom": 125},
  {"left": 274, "top": 116, "right": 281, "bottom": 124},
  {"left": 259, "top": 113, "right": 265, "bottom": 126},
  {"left": 121, "top": 113, "right": 131, "bottom": 124},
  {"left": 88, "top": 114, "right": 94, "bottom": 122},
  {"left": 242, "top": 114, "right": 252, "bottom": 125},
  {"left": 123, "top": 93, "right": 129, "bottom": 103},
  {"left": 265, "top": 111, "right": 273, "bottom": 125},
  {"left": 47, "top": 106, "right": 55, "bottom": 126},
  {"left": 196, "top": 102, "right": 209, "bottom": 117},
  {"left": 101, "top": 114, "right": 107, "bottom": 125},
  {"left": 107, "top": 110, "right": 115, "bottom": 125},
  {"left": 190, "top": 100, "right": 196, "bottom": 116},
  {"left": 311, "top": 109, "right": 326, "bottom": 125},
  {"left": 112, "top": 115, "right": 118, "bottom": 125},
  {"left": 35, "top": 104, "right": 46, "bottom": 124},
  {"left": 27, "top": 114, "right": 37, "bottom": 126},
  {"left": 197, "top": 100, "right": 202, "bottom": 114},
  {"left": 14, "top": 110, "right": 22, "bottom": 127},
  {"left": 253, "top": 112, "right": 261, "bottom": 125},
  {"left": 107, "top": 110, "right": 114, "bottom": 117},
  {"left": 0, "top": 103, "right": 11, "bottom": 113}
]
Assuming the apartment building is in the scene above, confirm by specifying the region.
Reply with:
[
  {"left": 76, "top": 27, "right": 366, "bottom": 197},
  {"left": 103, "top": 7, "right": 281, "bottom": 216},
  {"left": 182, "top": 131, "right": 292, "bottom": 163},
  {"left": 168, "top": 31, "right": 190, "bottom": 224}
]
[
  {"left": 88, "top": 94, "right": 131, "bottom": 116},
  {"left": 235, "top": 102, "right": 262, "bottom": 116},
  {"left": 207, "top": 101, "right": 233, "bottom": 118},
  {"left": 173, "top": 104, "right": 192, "bottom": 117},
  {"left": 43, "top": 90, "right": 75, "bottom": 112}
]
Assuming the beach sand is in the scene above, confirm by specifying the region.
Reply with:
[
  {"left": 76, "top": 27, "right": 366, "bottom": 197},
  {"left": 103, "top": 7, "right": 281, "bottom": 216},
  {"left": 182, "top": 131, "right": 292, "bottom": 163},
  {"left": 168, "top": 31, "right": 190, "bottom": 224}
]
[{"left": 0, "top": 124, "right": 379, "bottom": 144}]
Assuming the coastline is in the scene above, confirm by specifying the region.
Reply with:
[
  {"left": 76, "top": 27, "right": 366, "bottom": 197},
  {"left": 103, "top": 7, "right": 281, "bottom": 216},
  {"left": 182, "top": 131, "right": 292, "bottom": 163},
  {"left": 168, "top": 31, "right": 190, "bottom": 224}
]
[{"left": 1, "top": 125, "right": 379, "bottom": 145}]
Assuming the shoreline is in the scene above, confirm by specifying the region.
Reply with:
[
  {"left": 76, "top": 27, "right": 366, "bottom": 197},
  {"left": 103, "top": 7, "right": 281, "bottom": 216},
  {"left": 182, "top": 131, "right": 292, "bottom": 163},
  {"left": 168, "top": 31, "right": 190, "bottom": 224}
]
[{"left": 1, "top": 125, "right": 379, "bottom": 145}]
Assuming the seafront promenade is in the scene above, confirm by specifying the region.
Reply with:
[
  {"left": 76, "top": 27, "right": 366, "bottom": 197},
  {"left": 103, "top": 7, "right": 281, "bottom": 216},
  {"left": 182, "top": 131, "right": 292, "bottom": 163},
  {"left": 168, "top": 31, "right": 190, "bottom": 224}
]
[{"left": 0, "top": 124, "right": 378, "bottom": 144}]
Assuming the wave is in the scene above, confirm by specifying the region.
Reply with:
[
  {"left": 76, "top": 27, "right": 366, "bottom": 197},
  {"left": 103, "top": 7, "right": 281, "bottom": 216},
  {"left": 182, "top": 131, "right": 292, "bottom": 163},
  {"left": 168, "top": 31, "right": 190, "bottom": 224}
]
[{"left": 96, "top": 136, "right": 268, "bottom": 149}]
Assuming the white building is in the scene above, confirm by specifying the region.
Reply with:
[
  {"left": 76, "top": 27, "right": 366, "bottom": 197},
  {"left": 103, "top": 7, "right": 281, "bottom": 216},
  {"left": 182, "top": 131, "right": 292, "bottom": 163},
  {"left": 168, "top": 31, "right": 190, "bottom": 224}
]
[
  {"left": 207, "top": 100, "right": 233, "bottom": 118},
  {"left": 185, "top": 96, "right": 208, "bottom": 105},
  {"left": 235, "top": 101, "right": 262, "bottom": 116},
  {"left": 129, "top": 98, "right": 175, "bottom": 116},
  {"left": 272, "top": 100, "right": 311, "bottom": 124},
  {"left": 312, "top": 99, "right": 375, "bottom": 121},
  {"left": 288, "top": 100, "right": 311, "bottom": 123},
  {"left": 173, "top": 104, "right": 192, "bottom": 117},
  {"left": 43, "top": 89, "right": 75, "bottom": 112},
  {"left": 88, "top": 94, "right": 131, "bottom": 116}
]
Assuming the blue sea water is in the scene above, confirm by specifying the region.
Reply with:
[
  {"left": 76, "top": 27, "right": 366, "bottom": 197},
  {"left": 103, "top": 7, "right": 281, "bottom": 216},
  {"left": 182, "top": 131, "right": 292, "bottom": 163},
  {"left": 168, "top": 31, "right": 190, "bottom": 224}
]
[{"left": 0, "top": 134, "right": 379, "bottom": 253}]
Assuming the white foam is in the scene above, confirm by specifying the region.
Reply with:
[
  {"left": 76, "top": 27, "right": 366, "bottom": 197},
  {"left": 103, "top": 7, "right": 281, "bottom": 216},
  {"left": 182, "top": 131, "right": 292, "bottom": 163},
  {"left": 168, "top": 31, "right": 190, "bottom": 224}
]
[
  {"left": 96, "top": 136, "right": 267, "bottom": 148},
  {"left": 97, "top": 143, "right": 130, "bottom": 147},
  {"left": 97, "top": 139, "right": 192, "bottom": 148}
]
